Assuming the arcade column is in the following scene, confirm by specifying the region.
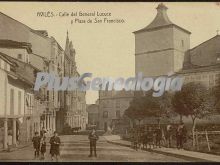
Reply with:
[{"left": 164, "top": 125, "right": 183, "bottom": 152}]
[
  {"left": 12, "top": 118, "right": 16, "bottom": 146},
  {"left": 3, "top": 118, "right": 8, "bottom": 149}
]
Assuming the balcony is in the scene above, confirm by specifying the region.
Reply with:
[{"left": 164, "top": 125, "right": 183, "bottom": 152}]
[{"left": 25, "top": 107, "right": 33, "bottom": 116}]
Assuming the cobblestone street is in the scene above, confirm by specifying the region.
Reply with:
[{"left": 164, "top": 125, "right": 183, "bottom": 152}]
[{"left": 0, "top": 135, "right": 188, "bottom": 162}]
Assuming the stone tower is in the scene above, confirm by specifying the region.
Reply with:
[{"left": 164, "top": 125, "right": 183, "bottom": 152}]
[{"left": 134, "top": 3, "right": 191, "bottom": 77}]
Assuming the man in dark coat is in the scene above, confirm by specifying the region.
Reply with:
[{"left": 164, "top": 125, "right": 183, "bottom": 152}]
[
  {"left": 32, "top": 131, "right": 41, "bottom": 159},
  {"left": 50, "top": 131, "right": 61, "bottom": 161},
  {"left": 166, "top": 124, "right": 172, "bottom": 148},
  {"left": 155, "top": 127, "right": 162, "bottom": 148},
  {"left": 176, "top": 122, "right": 186, "bottom": 149},
  {"left": 88, "top": 128, "right": 99, "bottom": 157}
]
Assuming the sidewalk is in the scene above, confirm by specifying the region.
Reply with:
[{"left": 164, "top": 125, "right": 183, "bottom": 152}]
[
  {"left": 106, "top": 139, "right": 220, "bottom": 162},
  {"left": 0, "top": 142, "right": 32, "bottom": 152}
]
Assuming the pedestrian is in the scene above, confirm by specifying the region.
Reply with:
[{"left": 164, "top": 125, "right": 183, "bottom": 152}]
[
  {"left": 49, "top": 131, "right": 61, "bottom": 161},
  {"left": 40, "top": 135, "right": 47, "bottom": 160},
  {"left": 88, "top": 128, "right": 99, "bottom": 157},
  {"left": 7, "top": 132, "right": 12, "bottom": 152},
  {"left": 155, "top": 127, "right": 162, "bottom": 148},
  {"left": 148, "top": 129, "right": 154, "bottom": 149},
  {"left": 32, "top": 131, "right": 41, "bottom": 159},
  {"left": 166, "top": 124, "right": 172, "bottom": 148},
  {"left": 176, "top": 122, "right": 184, "bottom": 149},
  {"left": 182, "top": 123, "right": 187, "bottom": 146},
  {"left": 152, "top": 129, "right": 157, "bottom": 148},
  {"left": 40, "top": 127, "right": 47, "bottom": 138}
]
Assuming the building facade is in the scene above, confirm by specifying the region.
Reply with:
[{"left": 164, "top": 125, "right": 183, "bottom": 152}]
[
  {"left": 134, "top": 3, "right": 191, "bottom": 77},
  {"left": 0, "top": 51, "right": 44, "bottom": 149},
  {"left": 58, "top": 32, "right": 87, "bottom": 132},
  {"left": 98, "top": 90, "right": 134, "bottom": 131},
  {"left": 87, "top": 104, "right": 99, "bottom": 128},
  {"left": 0, "top": 11, "right": 88, "bottom": 146},
  {"left": 133, "top": 3, "right": 220, "bottom": 125}
]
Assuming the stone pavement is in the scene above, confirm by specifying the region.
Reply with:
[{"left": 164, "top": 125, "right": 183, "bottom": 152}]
[
  {"left": 0, "top": 135, "right": 188, "bottom": 162},
  {"left": 106, "top": 138, "right": 220, "bottom": 162}
]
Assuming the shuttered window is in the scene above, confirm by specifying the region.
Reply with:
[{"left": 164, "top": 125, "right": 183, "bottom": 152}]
[
  {"left": 10, "top": 89, "right": 14, "bottom": 115},
  {"left": 18, "top": 91, "right": 21, "bottom": 115}
]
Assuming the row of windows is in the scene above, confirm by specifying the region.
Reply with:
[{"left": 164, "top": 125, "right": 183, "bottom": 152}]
[
  {"left": 103, "top": 110, "right": 120, "bottom": 118},
  {"left": 184, "top": 73, "right": 220, "bottom": 81},
  {"left": 184, "top": 72, "right": 220, "bottom": 87}
]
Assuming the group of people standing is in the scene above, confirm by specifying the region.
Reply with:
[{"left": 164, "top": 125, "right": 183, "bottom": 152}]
[
  {"left": 32, "top": 127, "right": 61, "bottom": 161},
  {"left": 166, "top": 122, "right": 187, "bottom": 149},
  {"left": 32, "top": 127, "right": 100, "bottom": 160},
  {"left": 133, "top": 122, "right": 187, "bottom": 150}
]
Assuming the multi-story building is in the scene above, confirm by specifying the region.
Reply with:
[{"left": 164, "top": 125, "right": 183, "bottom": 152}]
[
  {"left": 134, "top": 3, "right": 191, "bottom": 78},
  {"left": 87, "top": 104, "right": 99, "bottom": 128},
  {"left": 0, "top": 12, "right": 88, "bottom": 136},
  {"left": 178, "top": 35, "right": 220, "bottom": 88},
  {"left": 133, "top": 3, "right": 220, "bottom": 124},
  {"left": 57, "top": 32, "right": 87, "bottom": 133},
  {"left": 0, "top": 50, "right": 44, "bottom": 149},
  {"left": 0, "top": 12, "right": 67, "bottom": 134},
  {"left": 98, "top": 90, "right": 134, "bottom": 131}
]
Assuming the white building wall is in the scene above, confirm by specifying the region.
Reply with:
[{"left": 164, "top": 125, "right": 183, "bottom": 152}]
[
  {"left": 6, "top": 83, "right": 25, "bottom": 116},
  {"left": 0, "top": 69, "right": 6, "bottom": 117}
]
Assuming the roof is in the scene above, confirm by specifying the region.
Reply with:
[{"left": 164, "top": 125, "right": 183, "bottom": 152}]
[
  {"left": 0, "top": 52, "right": 18, "bottom": 67},
  {"left": 50, "top": 36, "right": 64, "bottom": 51},
  {"left": 134, "top": 3, "right": 191, "bottom": 34},
  {"left": 0, "top": 39, "right": 32, "bottom": 53},
  {"left": 177, "top": 63, "right": 220, "bottom": 74},
  {"left": 0, "top": 52, "right": 33, "bottom": 86},
  {"left": 0, "top": 12, "right": 51, "bottom": 40},
  {"left": 0, "top": 51, "right": 40, "bottom": 84},
  {"left": 190, "top": 35, "right": 220, "bottom": 51},
  {"left": 0, "top": 51, "right": 40, "bottom": 72}
]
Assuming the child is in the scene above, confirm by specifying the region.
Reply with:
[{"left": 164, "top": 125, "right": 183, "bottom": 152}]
[
  {"left": 40, "top": 135, "right": 47, "bottom": 160},
  {"left": 7, "top": 132, "right": 12, "bottom": 152},
  {"left": 32, "top": 131, "right": 41, "bottom": 159}
]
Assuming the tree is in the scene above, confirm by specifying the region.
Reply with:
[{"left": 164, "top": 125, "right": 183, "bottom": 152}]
[
  {"left": 172, "top": 82, "right": 215, "bottom": 147},
  {"left": 124, "top": 91, "right": 172, "bottom": 127},
  {"left": 212, "top": 76, "right": 220, "bottom": 113}
]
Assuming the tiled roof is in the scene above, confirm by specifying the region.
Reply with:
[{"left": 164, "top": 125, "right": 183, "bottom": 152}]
[
  {"left": 0, "top": 39, "right": 32, "bottom": 53},
  {"left": 134, "top": 3, "right": 191, "bottom": 34},
  {"left": 0, "top": 51, "right": 39, "bottom": 85}
]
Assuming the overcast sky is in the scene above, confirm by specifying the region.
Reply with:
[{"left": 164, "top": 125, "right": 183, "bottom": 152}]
[{"left": 0, "top": 2, "right": 220, "bottom": 104}]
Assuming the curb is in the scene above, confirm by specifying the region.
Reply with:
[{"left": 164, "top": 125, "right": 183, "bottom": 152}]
[
  {"left": 0, "top": 143, "right": 31, "bottom": 153},
  {"left": 107, "top": 140, "right": 211, "bottom": 162}
]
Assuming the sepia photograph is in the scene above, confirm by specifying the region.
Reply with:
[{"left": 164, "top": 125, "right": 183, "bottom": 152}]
[{"left": 0, "top": 1, "right": 220, "bottom": 162}]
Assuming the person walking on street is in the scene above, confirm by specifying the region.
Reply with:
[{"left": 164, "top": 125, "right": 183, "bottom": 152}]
[
  {"left": 49, "top": 131, "right": 61, "bottom": 161},
  {"left": 155, "top": 127, "right": 162, "bottom": 148},
  {"left": 7, "top": 132, "right": 12, "bottom": 152},
  {"left": 166, "top": 124, "right": 172, "bottom": 148},
  {"left": 176, "top": 122, "right": 184, "bottom": 149},
  {"left": 40, "top": 135, "right": 47, "bottom": 160},
  {"left": 88, "top": 128, "right": 99, "bottom": 157},
  {"left": 152, "top": 129, "right": 157, "bottom": 148},
  {"left": 40, "top": 127, "right": 47, "bottom": 138},
  {"left": 32, "top": 131, "right": 41, "bottom": 159}
]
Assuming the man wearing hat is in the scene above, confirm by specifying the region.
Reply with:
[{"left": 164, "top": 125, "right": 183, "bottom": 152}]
[
  {"left": 88, "top": 128, "right": 99, "bottom": 157},
  {"left": 32, "top": 131, "right": 41, "bottom": 159},
  {"left": 49, "top": 131, "right": 61, "bottom": 161}
]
